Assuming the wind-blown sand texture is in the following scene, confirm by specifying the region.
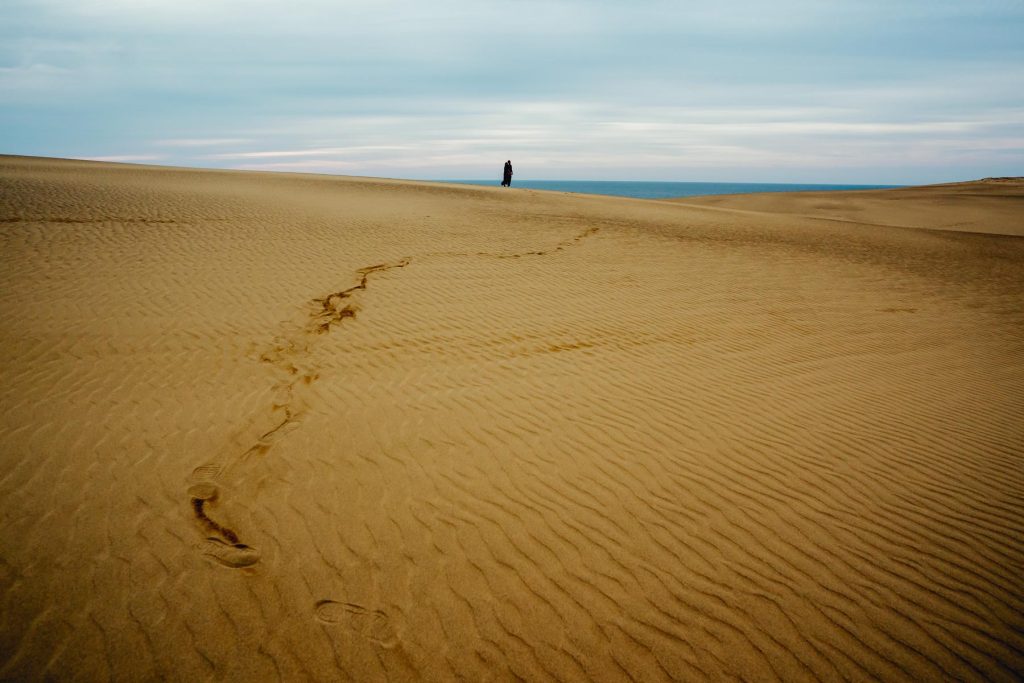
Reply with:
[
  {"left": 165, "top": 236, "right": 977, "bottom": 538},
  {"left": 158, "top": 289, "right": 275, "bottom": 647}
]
[
  {"left": 1, "top": 155, "right": 1022, "bottom": 681},
  {"left": 674, "top": 178, "right": 1024, "bottom": 237}
]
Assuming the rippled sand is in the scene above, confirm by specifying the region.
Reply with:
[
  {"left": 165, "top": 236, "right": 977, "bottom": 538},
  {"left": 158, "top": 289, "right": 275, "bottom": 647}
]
[{"left": 1, "top": 155, "right": 1022, "bottom": 681}]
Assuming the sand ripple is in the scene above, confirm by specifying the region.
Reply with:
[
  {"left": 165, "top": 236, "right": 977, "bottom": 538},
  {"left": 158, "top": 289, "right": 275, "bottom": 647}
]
[{"left": 1, "top": 156, "right": 1022, "bottom": 681}]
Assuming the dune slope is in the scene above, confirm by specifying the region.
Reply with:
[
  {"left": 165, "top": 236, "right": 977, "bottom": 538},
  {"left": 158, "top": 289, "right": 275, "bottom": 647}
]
[
  {"left": 1, "top": 156, "right": 1023, "bottom": 681},
  {"left": 673, "top": 177, "right": 1024, "bottom": 236}
]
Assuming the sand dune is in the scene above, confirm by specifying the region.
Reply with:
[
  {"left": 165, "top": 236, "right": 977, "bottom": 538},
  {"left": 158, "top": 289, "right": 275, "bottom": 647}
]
[
  {"left": 1, "top": 155, "right": 1022, "bottom": 681},
  {"left": 673, "top": 178, "right": 1024, "bottom": 236}
]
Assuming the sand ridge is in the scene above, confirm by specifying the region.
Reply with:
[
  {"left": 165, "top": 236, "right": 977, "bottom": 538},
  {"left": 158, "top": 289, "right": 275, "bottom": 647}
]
[
  {"left": 1, "top": 155, "right": 1023, "bottom": 680},
  {"left": 672, "top": 177, "right": 1024, "bottom": 236}
]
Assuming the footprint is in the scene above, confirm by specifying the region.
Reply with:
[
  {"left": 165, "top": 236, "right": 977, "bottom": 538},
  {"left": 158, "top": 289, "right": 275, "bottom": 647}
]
[
  {"left": 191, "top": 496, "right": 240, "bottom": 543},
  {"left": 363, "top": 611, "right": 399, "bottom": 648},
  {"left": 315, "top": 599, "right": 399, "bottom": 648},
  {"left": 190, "top": 463, "right": 222, "bottom": 482},
  {"left": 188, "top": 472, "right": 253, "bottom": 564},
  {"left": 199, "top": 538, "right": 261, "bottom": 568},
  {"left": 187, "top": 483, "right": 219, "bottom": 501}
]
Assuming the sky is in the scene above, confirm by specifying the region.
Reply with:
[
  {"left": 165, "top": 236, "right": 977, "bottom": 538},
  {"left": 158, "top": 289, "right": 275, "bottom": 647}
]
[{"left": 2, "top": 0, "right": 1022, "bottom": 184}]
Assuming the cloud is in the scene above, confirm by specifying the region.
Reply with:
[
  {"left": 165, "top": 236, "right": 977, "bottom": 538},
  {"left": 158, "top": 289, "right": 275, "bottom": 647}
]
[
  {"left": 153, "top": 138, "right": 251, "bottom": 147},
  {"left": 234, "top": 160, "right": 363, "bottom": 172},
  {"left": 0, "top": 62, "right": 70, "bottom": 89},
  {"left": 205, "top": 145, "right": 412, "bottom": 159},
  {"left": 81, "top": 154, "right": 164, "bottom": 162}
]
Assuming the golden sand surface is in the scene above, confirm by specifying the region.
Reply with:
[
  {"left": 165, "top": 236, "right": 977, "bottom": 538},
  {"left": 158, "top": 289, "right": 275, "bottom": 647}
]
[
  {"left": 1, "top": 155, "right": 1022, "bottom": 681},
  {"left": 674, "top": 178, "right": 1024, "bottom": 237}
]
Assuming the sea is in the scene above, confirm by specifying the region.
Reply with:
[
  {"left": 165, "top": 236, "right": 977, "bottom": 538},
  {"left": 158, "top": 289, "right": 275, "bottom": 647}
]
[{"left": 441, "top": 180, "right": 902, "bottom": 200}]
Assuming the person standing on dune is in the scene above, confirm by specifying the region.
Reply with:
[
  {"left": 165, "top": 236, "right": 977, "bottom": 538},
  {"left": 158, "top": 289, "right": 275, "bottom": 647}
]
[{"left": 502, "top": 160, "right": 513, "bottom": 187}]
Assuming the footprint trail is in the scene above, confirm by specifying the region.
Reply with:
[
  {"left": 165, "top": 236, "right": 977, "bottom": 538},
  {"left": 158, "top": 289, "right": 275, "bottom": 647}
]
[
  {"left": 185, "top": 257, "right": 414, "bottom": 567},
  {"left": 184, "top": 228, "right": 600, "bottom": 567},
  {"left": 184, "top": 226, "right": 598, "bottom": 651}
]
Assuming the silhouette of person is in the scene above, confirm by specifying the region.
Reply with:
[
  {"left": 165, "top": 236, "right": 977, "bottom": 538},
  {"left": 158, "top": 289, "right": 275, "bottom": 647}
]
[{"left": 502, "top": 160, "right": 513, "bottom": 187}]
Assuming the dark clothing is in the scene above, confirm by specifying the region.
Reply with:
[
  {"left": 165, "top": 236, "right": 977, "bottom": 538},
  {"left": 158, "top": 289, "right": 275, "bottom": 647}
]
[{"left": 502, "top": 161, "right": 513, "bottom": 187}]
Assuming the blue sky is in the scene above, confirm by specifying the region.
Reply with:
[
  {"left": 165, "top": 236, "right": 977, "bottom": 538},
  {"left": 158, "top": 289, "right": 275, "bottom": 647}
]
[{"left": 2, "top": 0, "right": 1022, "bottom": 183}]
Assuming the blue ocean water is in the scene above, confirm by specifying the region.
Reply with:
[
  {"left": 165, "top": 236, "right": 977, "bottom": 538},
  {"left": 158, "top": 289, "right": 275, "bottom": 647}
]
[{"left": 442, "top": 179, "right": 902, "bottom": 200}]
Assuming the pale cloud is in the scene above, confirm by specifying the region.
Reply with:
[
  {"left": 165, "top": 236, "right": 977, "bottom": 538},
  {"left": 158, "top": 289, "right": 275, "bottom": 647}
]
[
  {"left": 153, "top": 138, "right": 251, "bottom": 147},
  {"left": 82, "top": 155, "right": 164, "bottom": 162},
  {"left": 0, "top": 63, "right": 70, "bottom": 89},
  {"left": 206, "top": 145, "right": 413, "bottom": 159},
  {"left": 235, "top": 160, "right": 362, "bottom": 172},
  {"left": 601, "top": 120, "right": 987, "bottom": 136}
]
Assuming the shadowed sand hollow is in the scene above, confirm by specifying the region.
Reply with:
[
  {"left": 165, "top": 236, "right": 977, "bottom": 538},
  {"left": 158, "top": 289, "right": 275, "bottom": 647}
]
[{"left": 1, "top": 155, "right": 1022, "bottom": 680}]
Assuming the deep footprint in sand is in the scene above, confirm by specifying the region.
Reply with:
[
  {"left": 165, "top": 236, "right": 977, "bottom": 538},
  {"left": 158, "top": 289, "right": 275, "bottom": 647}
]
[
  {"left": 315, "top": 600, "right": 399, "bottom": 648},
  {"left": 200, "top": 538, "right": 261, "bottom": 568}
]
